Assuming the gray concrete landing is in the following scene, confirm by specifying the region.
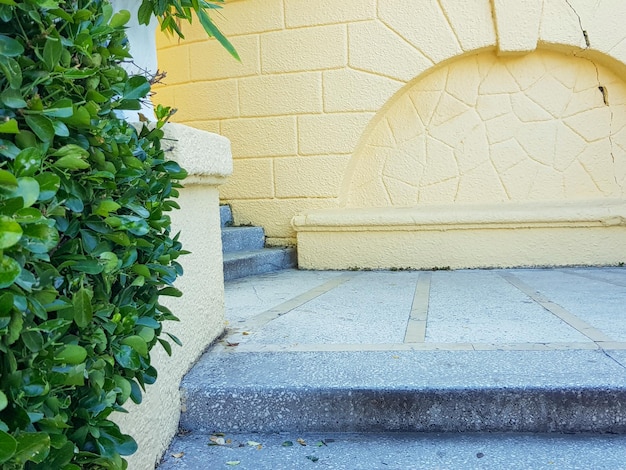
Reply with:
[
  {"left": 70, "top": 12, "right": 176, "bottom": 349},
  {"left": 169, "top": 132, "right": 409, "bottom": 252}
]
[{"left": 159, "top": 268, "right": 626, "bottom": 469}]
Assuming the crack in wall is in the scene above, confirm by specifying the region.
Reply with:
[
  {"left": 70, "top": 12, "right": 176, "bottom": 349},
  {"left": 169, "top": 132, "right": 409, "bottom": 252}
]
[{"left": 564, "top": 0, "right": 618, "bottom": 187}]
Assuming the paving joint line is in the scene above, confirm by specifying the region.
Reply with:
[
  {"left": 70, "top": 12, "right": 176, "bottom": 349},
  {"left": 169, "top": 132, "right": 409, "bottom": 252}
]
[
  {"left": 216, "top": 272, "right": 359, "bottom": 351},
  {"left": 559, "top": 269, "right": 626, "bottom": 288},
  {"left": 499, "top": 272, "right": 615, "bottom": 344},
  {"left": 214, "top": 341, "right": 626, "bottom": 354},
  {"left": 404, "top": 272, "right": 431, "bottom": 343}
]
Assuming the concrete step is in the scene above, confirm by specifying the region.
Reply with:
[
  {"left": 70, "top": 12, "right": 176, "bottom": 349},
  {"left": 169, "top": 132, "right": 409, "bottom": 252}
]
[
  {"left": 178, "top": 349, "right": 626, "bottom": 434},
  {"left": 222, "top": 226, "right": 265, "bottom": 253},
  {"left": 223, "top": 247, "right": 297, "bottom": 281},
  {"left": 159, "top": 431, "right": 626, "bottom": 469}
]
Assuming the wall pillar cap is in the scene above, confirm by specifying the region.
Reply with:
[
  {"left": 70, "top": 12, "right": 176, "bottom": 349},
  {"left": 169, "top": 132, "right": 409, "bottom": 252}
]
[{"left": 133, "top": 122, "right": 233, "bottom": 185}]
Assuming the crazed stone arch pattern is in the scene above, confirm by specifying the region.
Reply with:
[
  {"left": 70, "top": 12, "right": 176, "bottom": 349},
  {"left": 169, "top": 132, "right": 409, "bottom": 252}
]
[{"left": 347, "top": 50, "right": 626, "bottom": 208}]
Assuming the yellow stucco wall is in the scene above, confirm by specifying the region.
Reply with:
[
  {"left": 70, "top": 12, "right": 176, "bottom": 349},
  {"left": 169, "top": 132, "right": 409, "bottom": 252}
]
[
  {"left": 112, "top": 124, "right": 231, "bottom": 468},
  {"left": 155, "top": 0, "right": 626, "bottom": 267}
]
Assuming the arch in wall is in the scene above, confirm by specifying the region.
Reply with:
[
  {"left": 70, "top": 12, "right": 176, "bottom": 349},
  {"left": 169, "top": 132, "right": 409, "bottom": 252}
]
[{"left": 342, "top": 48, "right": 626, "bottom": 209}]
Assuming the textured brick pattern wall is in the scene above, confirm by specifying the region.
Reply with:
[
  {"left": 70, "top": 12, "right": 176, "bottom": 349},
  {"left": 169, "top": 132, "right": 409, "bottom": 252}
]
[{"left": 154, "top": 0, "right": 626, "bottom": 244}]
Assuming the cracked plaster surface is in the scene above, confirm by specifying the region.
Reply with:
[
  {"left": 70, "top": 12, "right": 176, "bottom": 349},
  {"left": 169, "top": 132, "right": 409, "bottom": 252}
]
[{"left": 346, "top": 50, "right": 626, "bottom": 208}]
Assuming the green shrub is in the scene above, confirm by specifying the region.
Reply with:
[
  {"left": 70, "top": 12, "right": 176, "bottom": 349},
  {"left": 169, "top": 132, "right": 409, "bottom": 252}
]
[{"left": 0, "top": 0, "right": 235, "bottom": 468}]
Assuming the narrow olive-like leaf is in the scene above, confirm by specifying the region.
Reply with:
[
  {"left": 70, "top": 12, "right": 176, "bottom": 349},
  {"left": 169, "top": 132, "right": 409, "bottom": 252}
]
[
  {"left": 0, "top": 118, "right": 19, "bottom": 133},
  {"left": 0, "top": 215, "right": 23, "bottom": 249},
  {"left": 24, "top": 115, "right": 55, "bottom": 142},
  {"left": 196, "top": 9, "right": 240, "bottom": 61},
  {"left": 0, "top": 34, "right": 24, "bottom": 57},
  {"left": 72, "top": 288, "right": 92, "bottom": 327}
]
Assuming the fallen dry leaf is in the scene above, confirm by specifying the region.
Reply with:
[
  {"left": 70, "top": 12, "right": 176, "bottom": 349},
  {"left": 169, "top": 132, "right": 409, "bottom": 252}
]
[
  {"left": 171, "top": 452, "right": 184, "bottom": 459},
  {"left": 297, "top": 438, "right": 307, "bottom": 446},
  {"left": 209, "top": 436, "right": 226, "bottom": 446},
  {"left": 225, "top": 461, "right": 240, "bottom": 466},
  {"left": 242, "top": 331, "right": 250, "bottom": 336},
  {"left": 226, "top": 342, "right": 239, "bottom": 347}
]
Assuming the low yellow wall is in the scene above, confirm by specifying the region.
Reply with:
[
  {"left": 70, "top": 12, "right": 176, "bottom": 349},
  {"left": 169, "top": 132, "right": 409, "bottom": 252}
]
[
  {"left": 113, "top": 124, "right": 232, "bottom": 468},
  {"left": 154, "top": 0, "right": 626, "bottom": 266}
]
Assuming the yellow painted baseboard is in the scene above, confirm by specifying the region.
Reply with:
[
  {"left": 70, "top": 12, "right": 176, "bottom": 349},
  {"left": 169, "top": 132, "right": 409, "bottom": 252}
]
[{"left": 293, "top": 200, "right": 626, "bottom": 269}]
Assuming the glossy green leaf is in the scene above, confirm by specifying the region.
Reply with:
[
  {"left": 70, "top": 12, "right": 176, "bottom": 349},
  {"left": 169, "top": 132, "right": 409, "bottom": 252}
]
[
  {"left": 35, "top": 172, "right": 60, "bottom": 201},
  {"left": 14, "top": 432, "right": 50, "bottom": 464},
  {"left": 122, "top": 76, "right": 150, "bottom": 100},
  {"left": 60, "top": 106, "right": 91, "bottom": 127},
  {"left": 0, "top": 55, "right": 22, "bottom": 89},
  {"left": 21, "top": 224, "right": 59, "bottom": 253},
  {"left": 72, "top": 287, "right": 92, "bottom": 328},
  {"left": 11, "top": 177, "right": 40, "bottom": 207},
  {"left": 0, "top": 118, "right": 19, "bottom": 133},
  {"left": 22, "top": 329, "right": 44, "bottom": 352},
  {"left": 0, "top": 216, "right": 22, "bottom": 248},
  {"left": 42, "top": 98, "right": 73, "bottom": 118},
  {"left": 121, "top": 335, "right": 148, "bottom": 357},
  {"left": 43, "top": 36, "right": 62, "bottom": 70},
  {"left": 52, "top": 120, "right": 69, "bottom": 137},
  {"left": 52, "top": 144, "right": 88, "bottom": 158},
  {"left": 114, "top": 345, "right": 140, "bottom": 370},
  {"left": 0, "top": 138, "right": 20, "bottom": 158},
  {"left": 0, "top": 430, "right": 17, "bottom": 464},
  {"left": 99, "top": 251, "right": 119, "bottom": 273},
  {"left": 109, "top": 9, "right": 130, "bottom": 28},
  {"left": 53, "top": 155, "right": 90, "bottom": 170},
  {"left": 54, "top": 344, "right": 87, "bottom": 364},
  {"left": 0, "top": 34, "right": 24, "bottom": 57},
  {"left": 93, "top": 199, "right": 121, "bottom": 217},
  {"left": 15, "top": 148, "right": 43, "bottom": 176},
  {"left": 0, "top": 88, "right": 26, "bottom": 108},
  {"left": 0, "top": 169, "right": 17, "bottom": 190},
  {"left": 24, "top": 115, "right": 55, "bottom": 142},
  {"left": 0, "top": 391, "right": 7, "bottom": 412}
]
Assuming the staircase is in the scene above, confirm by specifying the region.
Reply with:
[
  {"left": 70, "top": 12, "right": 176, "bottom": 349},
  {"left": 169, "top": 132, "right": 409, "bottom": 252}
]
[
  {"left": 221, "top": 205, "right": 296, "bottom": 281},
  {"left": 158, "top": 268, "right": 626, "bottom": 469}
]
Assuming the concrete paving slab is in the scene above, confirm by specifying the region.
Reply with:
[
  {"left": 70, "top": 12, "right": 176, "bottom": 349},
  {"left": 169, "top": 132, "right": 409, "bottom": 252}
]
[
  {"left": 159, "top": 432, "right": 626, "bottom": 470},
  {"left": 426, "top": 271, "right": 590, "bottom": 343},
  {"left": 247, "top": 272, "right": 420, "bottom": 344},
  {"left": 225, "top": 270, "right": 345, "bottom": 323},
  {"left": 511, "top": 268, "right": 626, "bottom": 342}
]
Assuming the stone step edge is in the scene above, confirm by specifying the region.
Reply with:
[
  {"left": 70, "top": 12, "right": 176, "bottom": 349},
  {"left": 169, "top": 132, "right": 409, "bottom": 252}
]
[{"left": 179, "top": 384, "right": 626, "bottom": 434}]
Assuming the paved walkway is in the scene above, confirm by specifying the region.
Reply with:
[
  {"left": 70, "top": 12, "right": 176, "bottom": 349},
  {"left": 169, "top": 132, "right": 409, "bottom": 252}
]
[
  {"left": 219, "top": 267, "right": 626, "bottom": 353},
  {"left": 159, "top": 267, "right": 626, "bottom": 469}
]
